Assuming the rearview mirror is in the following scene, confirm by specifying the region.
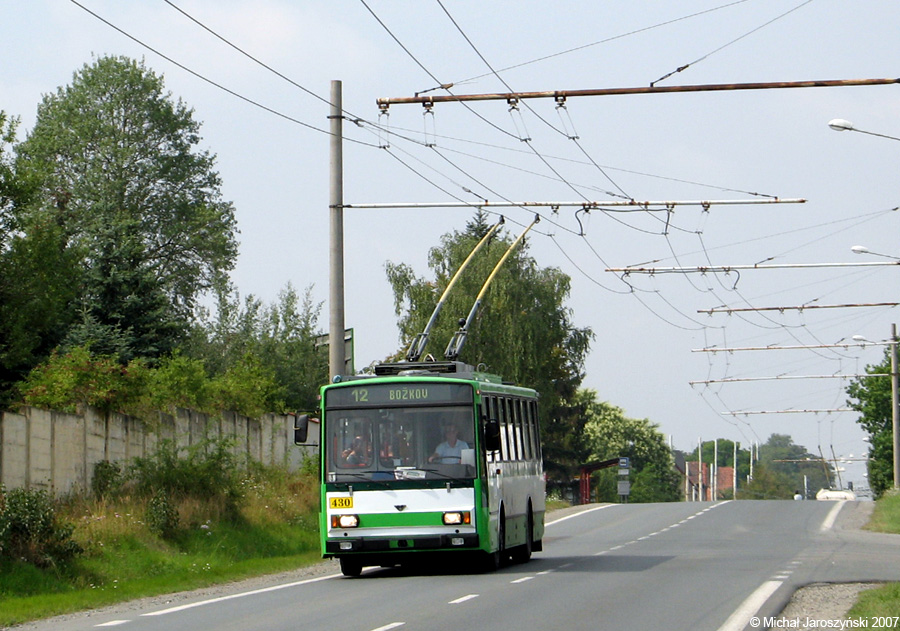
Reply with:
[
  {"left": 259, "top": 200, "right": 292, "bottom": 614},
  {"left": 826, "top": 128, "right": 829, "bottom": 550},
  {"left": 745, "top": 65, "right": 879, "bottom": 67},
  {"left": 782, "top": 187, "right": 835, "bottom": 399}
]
[
  {"left": 484, "top": 419, "right": 501, "bottom": 452},
  {"left": 293, "top": 414, "right": 309, "bottom": 444}
]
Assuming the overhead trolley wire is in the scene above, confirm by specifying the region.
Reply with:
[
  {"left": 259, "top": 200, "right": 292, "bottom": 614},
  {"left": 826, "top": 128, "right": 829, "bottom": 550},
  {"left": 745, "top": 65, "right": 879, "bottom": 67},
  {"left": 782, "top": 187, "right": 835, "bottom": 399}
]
[
  {"left": 68, "top": 0, "right": 378, "bottom": 146},
  {"left": 434, "top": 0, "right": 632, "bottom": 201},
  {"left": 650, "top": 0, "right": 817, "bottom": 86},
  {"left": 440, "top": 0, "right": 755, "bottom": 90}
]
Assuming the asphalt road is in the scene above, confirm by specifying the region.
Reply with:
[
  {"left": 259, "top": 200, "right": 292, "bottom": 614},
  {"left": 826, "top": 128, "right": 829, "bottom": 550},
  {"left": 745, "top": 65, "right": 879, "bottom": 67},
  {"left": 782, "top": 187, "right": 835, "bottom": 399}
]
[{"left": 14, "top": 500, "right": 900, "bottom": 631}]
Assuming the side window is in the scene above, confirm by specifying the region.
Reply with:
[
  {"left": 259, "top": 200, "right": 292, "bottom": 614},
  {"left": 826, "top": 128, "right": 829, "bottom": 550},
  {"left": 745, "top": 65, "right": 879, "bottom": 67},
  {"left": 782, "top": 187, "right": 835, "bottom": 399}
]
[
  {"left": 530, "top": 400, "right": 542, "bottom": 459},
  {"left": 518, "top": 399, "right": 531, "bottom": 460},
  {"left": 508, "top": 398, "right": 521, "bottom": 461},
  {"left": 498, "top": 397, "right": 509, "bottom": 461},
  {"left": 484, "top": 396, "right": 499, "bottom": 463}
]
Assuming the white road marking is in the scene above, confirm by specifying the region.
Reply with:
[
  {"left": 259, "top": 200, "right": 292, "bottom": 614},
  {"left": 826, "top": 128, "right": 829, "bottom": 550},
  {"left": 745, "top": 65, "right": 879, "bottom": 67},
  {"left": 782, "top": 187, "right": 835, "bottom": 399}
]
[
  {"left": 371, "top": 624, "right": 405, "bottom": 631},
  {"left": 820, "top": 500, "right": 846, "bottom": 532},
  {"left": 511, "top": 576, "right": 534, "bottom": 583},
  {"left": 717, "top": 580, "right": 782, "bottom": 631},
  {"left": 545, "top": 503, "right": 616, "bottom": 526},
  {"left": 141, "top": 573, "right": 340, "bottom": 616},
  {"left": 449, "top": 594, "right": 479, "bottom": 604},
  {"left": 95, "top": 622, "right": 130, "bottom": 627}
]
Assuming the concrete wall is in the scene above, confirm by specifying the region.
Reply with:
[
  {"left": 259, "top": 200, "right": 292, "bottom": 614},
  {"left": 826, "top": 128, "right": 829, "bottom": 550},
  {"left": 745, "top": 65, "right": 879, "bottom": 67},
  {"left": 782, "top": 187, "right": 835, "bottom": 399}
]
[{"left": 0, "top": 406, "right": 318, "bottom": 496}]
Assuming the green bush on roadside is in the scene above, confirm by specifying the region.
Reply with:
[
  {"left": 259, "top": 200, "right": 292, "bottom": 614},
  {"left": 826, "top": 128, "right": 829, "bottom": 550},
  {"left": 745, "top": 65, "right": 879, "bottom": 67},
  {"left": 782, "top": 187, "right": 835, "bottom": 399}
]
[
  {"left": 17, "top": 345, "right": 286, "bottom": 419},
  {"left": 127, "top": 438, "right": 243, "bottom": 509},
  {"left": 0, "top": 486, "right": 82, "bottom": 567},
  {"left": 145, "top": 490, "right": 180, "bottom": 538},
  {"left": 91, "top": 460, "right": 124, "bottom": 500}
]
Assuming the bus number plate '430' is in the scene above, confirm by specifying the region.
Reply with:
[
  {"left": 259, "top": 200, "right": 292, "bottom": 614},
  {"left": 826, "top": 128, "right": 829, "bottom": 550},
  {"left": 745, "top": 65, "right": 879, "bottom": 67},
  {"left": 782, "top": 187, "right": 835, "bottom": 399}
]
[{"left": 329, "top": 497, "right": 353, "bottom": 509}]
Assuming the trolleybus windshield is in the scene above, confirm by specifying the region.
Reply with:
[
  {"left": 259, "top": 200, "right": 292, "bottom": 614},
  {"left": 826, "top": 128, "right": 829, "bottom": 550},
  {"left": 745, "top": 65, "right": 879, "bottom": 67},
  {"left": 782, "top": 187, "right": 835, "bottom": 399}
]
[{"left": 324, "top": 401, "right": 476, "bottom": 482}]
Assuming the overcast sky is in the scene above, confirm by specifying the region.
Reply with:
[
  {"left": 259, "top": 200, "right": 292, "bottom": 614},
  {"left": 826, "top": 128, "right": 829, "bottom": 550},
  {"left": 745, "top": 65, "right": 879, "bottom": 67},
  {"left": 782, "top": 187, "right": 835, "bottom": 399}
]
[{"left": 4, "top": 1, "right": 899, "bottom": 489}]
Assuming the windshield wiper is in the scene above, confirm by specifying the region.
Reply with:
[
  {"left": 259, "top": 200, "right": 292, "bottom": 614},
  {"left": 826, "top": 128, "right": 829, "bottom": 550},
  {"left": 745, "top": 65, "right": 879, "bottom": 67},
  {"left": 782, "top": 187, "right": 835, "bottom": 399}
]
[
  {"left": 333, "top": 472, "right": 394, "bottom": 489},
  {"left": 419, "top": 467, "right": 470, "bottom": 484}
]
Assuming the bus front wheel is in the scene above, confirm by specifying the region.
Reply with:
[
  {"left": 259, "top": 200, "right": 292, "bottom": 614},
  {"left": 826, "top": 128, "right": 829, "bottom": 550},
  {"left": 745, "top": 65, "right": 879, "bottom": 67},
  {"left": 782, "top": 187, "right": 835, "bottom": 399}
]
[{"left": 482, "top": 514, "right": 506, "bottom": 572}]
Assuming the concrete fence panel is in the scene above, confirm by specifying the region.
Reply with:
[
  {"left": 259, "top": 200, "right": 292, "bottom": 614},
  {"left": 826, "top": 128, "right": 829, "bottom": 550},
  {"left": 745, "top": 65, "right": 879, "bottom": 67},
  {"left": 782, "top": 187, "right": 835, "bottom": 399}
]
[{"left": 0, "top": 406, "right": 314, "bottom": 497}]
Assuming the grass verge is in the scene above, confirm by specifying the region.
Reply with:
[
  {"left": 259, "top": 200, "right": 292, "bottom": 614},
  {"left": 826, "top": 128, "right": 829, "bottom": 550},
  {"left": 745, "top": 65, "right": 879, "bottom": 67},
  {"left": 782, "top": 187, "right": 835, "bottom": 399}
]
[
  {"left": 846, "top": 491, "right": 900, "bottom": 622},
  {"left": 0, "top": 464, "right": 321, "bottom": 627}
]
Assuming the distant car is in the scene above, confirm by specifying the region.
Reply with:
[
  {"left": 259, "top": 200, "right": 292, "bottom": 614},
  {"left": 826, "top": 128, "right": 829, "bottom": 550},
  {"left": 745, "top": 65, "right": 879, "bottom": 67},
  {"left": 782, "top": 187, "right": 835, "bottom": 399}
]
[{"left": 815, "top": 488, "right": 856, "bottom": 501}]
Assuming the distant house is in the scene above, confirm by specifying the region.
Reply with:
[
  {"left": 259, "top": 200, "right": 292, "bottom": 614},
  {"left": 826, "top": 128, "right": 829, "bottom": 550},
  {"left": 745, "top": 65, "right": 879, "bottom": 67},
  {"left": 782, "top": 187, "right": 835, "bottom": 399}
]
[{"left": 682, "top": 460, "right": 736, "bottom": 501}]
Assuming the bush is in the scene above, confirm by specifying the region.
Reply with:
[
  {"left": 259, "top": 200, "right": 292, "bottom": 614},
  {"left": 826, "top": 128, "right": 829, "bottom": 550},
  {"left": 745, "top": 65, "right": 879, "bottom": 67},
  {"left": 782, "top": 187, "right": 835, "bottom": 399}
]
[
  {"left": 211, "top": 353, "right": 285, "bottom": 418},
  {"left": 145, "top": 353, "right": 213, "bottom": 413},
  {"left": 145, "top": 490, "right": 180, "bottom": 538},
  {"left": 17, "top": 345, "right": 148, "bottom": 414},
  {"left": 17, "top": 346, "right": 286, "bottom": 418},
  {"left": 127, "top": 438, "right": 243, "bottom": 507},
  {"left": 0, "top": 486, "right": 82, "bottom": 567},
  {"left": 91, "top": 460, "right": 123, "bottom": 500}
]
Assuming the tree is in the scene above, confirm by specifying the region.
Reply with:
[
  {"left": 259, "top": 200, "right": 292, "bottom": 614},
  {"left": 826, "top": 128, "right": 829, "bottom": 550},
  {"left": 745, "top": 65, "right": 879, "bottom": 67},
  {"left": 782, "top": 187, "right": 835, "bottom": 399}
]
[
  {"left": 14, "top": 55, "right": 238, "bottom": 362},
  {"left": 385, "top": 211, "right": 593, "bottom": 481},
  {"left": 582, "top": 392, "right": 681, "bottom": 503},
  {"left": 0, "top": 111, "right": 81, "bottom": 408},
  {"left": 847, "top": 350, "right": 893, "bottom": 498},
  {"left": 710, "top": 434, "right": 832, "bottom": 500},
  {"left": 187, "top": 282, "right": 328, "bottom": 413}
]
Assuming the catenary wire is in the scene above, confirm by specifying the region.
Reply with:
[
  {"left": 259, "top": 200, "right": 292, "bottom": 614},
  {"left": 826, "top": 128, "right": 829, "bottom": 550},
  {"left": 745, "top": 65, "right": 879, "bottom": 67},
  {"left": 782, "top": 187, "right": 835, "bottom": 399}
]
[
  {"left": 650, "top": 0, "right": 816, "bottom": 86},
  {"left": 68, "top": 0, "right": 378, "bottom": 147}
]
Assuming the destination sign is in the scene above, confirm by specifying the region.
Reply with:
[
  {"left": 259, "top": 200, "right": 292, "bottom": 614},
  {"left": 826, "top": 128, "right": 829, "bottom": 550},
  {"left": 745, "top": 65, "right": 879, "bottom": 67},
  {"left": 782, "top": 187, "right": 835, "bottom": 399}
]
[{"left": 326, "top": 382, "right": 473, "bottom": 408}]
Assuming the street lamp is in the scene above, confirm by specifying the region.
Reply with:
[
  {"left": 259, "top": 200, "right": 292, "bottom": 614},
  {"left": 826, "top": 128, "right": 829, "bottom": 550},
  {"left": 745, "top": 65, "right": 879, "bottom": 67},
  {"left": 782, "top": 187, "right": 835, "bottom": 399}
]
[
  {"left": 851, "top": 245, "right": 900, "bottom": 261},
  {"left": 828, "top": 118, "right": 900, "bottom": 142}
]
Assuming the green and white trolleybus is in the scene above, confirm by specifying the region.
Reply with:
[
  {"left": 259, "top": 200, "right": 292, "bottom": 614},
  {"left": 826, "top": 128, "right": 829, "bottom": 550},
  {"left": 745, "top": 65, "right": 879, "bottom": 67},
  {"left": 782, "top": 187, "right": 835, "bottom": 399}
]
[{"left": 296, "top": 360, "right": 545, "bottom": 577}]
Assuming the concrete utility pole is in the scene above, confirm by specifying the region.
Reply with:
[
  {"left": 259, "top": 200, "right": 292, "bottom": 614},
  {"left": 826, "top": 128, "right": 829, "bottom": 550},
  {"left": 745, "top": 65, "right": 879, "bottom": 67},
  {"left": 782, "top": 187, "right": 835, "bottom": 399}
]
[
  {"left": 733, "top": 441, "right": 738, "bottom": 500},
  {"left": 892, "top": 323, "right": 899, "bottom": 489},
  {"left": 329, "top": 80, "right": 345, "bottom": 380},
  {"left": 713, "top": 439, "right": 718, "bottom": 501},
  {"left": 698, "top": 438, "right": 703, "bottom": 502}
]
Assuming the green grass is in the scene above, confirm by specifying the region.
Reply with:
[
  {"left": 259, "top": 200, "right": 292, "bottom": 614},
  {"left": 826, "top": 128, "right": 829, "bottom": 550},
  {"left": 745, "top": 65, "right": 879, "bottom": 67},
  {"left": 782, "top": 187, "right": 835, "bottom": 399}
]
[
  {"left": 848, "top": 583, "right": 900, "bottom": 620},
  {"left": 864, "top": 490, "right": 900, "bottom": 534},
  {"left": 545, "top": 498, "right": 571, "bottom": 512},
  {"left": 847, "top": 491, "right": 900, "bottom": 623},
  {"left": 0, "top": 467, "right": 323, "bottom": 627}
]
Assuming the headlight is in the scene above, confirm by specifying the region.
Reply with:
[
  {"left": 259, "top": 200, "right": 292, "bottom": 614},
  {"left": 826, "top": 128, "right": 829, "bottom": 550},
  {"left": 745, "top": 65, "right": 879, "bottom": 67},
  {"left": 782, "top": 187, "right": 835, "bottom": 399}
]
[
  {"left": 442, "top": 511, "right": 471, "bottom": 525},
  {"left": 331, "top": 514, "right": 359, "bottom": 528}
]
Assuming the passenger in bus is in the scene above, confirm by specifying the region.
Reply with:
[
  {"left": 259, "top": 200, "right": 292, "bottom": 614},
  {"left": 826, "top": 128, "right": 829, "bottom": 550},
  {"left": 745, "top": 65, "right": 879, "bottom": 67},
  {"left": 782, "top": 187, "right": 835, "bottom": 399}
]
[
  {"left": 428, "top": 424, "right": 469, "bottom": 464},
  {"left": 342, "top": 436, "right": 368, "bottom": 466}
]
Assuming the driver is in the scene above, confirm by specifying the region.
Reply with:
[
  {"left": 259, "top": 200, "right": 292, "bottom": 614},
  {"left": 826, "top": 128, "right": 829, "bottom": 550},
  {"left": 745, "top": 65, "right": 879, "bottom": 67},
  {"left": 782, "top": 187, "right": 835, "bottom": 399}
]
[{"left": 428, "top": 423, "right": 469, "bottom": 464}]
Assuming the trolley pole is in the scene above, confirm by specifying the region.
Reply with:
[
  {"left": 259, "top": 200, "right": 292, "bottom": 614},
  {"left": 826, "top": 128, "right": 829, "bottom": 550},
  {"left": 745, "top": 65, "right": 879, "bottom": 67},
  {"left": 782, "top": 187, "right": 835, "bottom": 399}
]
[{"left": 329, "top": 80, "right": 346, "bottom": 380}]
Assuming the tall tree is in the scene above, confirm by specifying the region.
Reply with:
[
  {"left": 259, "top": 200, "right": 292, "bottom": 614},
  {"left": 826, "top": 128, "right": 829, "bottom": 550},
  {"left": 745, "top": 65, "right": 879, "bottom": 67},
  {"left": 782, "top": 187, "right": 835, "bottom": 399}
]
[
  {"left": 847, "top": 351, "right": 893, "bottom": 498},
  {"left": 718, "top": 434, "right": 833, "bottom": 500},
  {"left": 386, "top": 211, "right": 593, "bottom": 481},
  {"left": 582, "top": 392, "right": 681, "bottom": 503},
  {"left": 14, "top": 55, "right": 238, "bottom": 362},
  {"left": 0, "top": 111, "right": 81, "bottom": 407},
  {"left": 187, "top": 282, "right": 328, "bottom": 412}
]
